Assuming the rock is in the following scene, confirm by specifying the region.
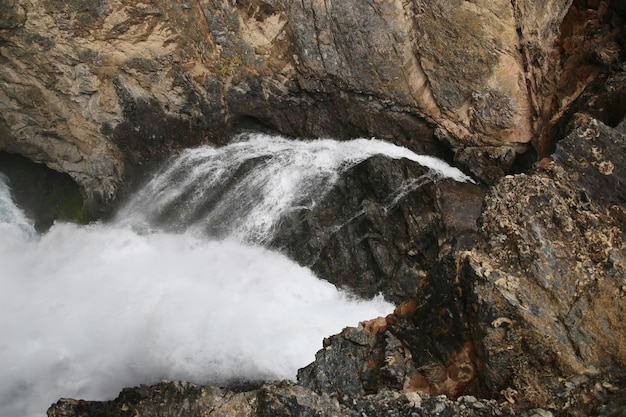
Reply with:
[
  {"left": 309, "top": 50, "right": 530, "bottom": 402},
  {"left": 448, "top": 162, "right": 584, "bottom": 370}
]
[
  {"left": 47, "top": 380, "right": 517, "bottom": 417},
  {"left": 460, "top": 113, "right": 626, "bottom": 408},
  {"left": 1, "top": 0, "right": 609, "bottom": 210},
  {"left": 271, "top": 155, "right": 485, "bottom": 303},
  {"left": 0, "top": 0, "right": 25, "bottom": 29},
  {"left": 298, "top": 300, "right": 481, "bottom": 403},
  {"left": 294, "top": 113, "right": 626, "bottom": 414},
  {"left": 47, "top": 381, "right": 260, "bottom": 417},
  {"left": 536, "top": 0, "right": 626, "bottom": 155},
  {"left": 557, "top": 71, "right": 626, "bottom": 142}
]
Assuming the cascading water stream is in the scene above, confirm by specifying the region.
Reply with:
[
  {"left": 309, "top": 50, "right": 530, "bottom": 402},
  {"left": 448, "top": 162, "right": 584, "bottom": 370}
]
[
  {"left": 116, "top": 133, "right": 470, "bottom": 242},
  {"left": 0, "top": 175, "right": 36, "bottom": 247},
  {"left": 0, "top": 134, "right": 470, "bottom": 417}
]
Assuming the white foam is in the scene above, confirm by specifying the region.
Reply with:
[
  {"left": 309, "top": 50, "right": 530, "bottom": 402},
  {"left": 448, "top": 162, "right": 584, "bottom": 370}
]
[
  {"left": 116, "top": 134, "right": 471, "bottom": 243},
  {"left": 0, "top": 135, "right": 470, "bottom": 417},
  {"left": 0, "top": 175, "right": 36, "bottom": 247},
  {"left": 0, "top": 221, "right": 392, "bottom": 417}
]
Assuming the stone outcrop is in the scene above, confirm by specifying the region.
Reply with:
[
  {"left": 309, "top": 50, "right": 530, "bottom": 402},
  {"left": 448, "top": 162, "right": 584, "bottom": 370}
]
[
  {"left": 271, "top": 155, "right": 485, "bottom": 304},
  {"left": 48, "top": 380, "right": 523, "bottom": 417},
  {"left": 4, "top": 0, "right": 622, "bottom": 214},
  {"left": 252, "top": 111, "right": 622, "bottom": 417},
  {"left": 463, "top": 113, "right": 626, "bottom": 404},
  {"left": 295, "top": 111, "right": 626, "bottom": 413}
]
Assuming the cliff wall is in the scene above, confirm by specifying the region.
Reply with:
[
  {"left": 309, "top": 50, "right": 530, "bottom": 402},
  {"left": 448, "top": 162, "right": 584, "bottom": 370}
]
[{"left": 3, "top": 0, "right": 620, "bottom": 212}]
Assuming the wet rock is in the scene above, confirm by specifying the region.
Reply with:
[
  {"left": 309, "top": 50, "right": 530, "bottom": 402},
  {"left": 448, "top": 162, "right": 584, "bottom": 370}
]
[
  {"left": 271, "top": 155, "right": 484, "bottom": 303},
  {"left": 0, "top": 0, "right": 599, "bottom": 208}
]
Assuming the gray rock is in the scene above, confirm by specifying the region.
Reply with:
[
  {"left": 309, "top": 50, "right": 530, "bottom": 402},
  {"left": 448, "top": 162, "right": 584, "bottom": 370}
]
[
  {"left": 271, "top": 155, "right": 485, "bottom": 303},
  {"left": 3, "top": 0, "right": 617, "bottom": 209}
]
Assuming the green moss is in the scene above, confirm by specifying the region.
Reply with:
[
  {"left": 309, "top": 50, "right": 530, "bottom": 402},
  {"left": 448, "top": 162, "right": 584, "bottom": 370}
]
[{"left": 49, "top": 182, "right": 85, "bottom": 224}]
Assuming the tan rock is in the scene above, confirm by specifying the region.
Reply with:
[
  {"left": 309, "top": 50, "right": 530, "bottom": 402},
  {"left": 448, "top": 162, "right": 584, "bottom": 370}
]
[{"left": 0, "top": 0, "right": 615, "bottom": 206}]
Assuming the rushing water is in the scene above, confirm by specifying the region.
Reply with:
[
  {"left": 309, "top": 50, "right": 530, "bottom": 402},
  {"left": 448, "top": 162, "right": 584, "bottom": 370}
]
[
  {"left": 116, "top": 133, "right": 470, "bottom": 242},
  {"left": 0, "top": 134, "right": 469, "bottom": 417}
]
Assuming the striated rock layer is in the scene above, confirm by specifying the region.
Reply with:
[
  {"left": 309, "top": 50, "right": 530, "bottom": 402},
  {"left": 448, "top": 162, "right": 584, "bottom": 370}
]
[{"left": 2, "top": 0, "right": 623, "bottom": 213}]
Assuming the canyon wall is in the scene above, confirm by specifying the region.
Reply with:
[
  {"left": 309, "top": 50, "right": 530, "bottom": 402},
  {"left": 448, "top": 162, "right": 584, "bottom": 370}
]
[{"left": 4, "top": 0, "right": 618, "bottom": 212}]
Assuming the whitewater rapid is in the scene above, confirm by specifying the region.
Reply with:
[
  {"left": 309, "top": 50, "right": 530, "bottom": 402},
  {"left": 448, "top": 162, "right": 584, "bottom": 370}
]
[
  {"left": 116, "top": 133, "right": 470, "bottom": 242},
  {"left": 0, "top": 135, "right": 469, "bottom": 417}
]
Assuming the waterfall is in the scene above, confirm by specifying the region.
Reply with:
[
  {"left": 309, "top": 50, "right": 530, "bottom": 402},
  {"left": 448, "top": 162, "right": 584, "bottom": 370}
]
[
  {"left": 0, "top": 175, "right": 36, "bottom": 247},
  {"left": 115, "top": 133, "right": 470, "bottom": 242},
  {"left": 0, "top": 134, "right": 469, "bottom": 417}
]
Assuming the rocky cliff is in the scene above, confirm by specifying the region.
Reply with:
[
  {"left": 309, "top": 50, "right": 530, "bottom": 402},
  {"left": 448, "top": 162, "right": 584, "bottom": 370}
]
[{"left": 2, "top": 0, "right": 623, "bottom": 214}]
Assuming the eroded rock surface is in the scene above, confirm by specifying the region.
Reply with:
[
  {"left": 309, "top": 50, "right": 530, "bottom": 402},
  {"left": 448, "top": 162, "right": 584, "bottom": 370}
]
[
  {"left": 271, "top": 155, "right": 485, "bottom": 303},
  {"left": 462, "top": 114, "right": 626, "bottom": 406},
  {"left": 4, "top": 0, "right": 621, "bottom": 212}
]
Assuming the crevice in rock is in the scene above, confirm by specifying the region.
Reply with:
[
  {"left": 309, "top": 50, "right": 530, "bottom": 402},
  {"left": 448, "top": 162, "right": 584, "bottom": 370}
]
[
  {"left": 544, "top": 0, "right": 626, "bottom": 154},
  {"left": 553, "top": 72, "right": 626, "bottom": 146},
  {"left": 0, "top": 151, "right": 85, "bottom": 231},
  {"left": 508, "top": 144, "right": 539, "bottom": 175}
]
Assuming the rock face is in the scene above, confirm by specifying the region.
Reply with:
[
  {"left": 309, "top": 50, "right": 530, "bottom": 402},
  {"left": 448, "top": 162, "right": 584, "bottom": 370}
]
[
  {"left": 3, "top": 0, "right": 621, "bottom": 213},
  {"left": 463, "top": 113, "right": 626, "bottom": 404},
  {"left": 297, "top": 111, "right": 626, "bottom": 413},
  {"left": 271, "top": 155, "right": 485, "bottom": 303}
]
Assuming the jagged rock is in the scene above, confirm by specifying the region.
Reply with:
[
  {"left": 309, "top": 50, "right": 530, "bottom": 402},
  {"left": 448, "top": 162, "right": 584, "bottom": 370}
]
[
  {"left": 271, "top": 155, "right": 485, "bottom": 304},
  {"left": 537, "top": 0, "right": 626, "bottom": 155},
  {"left": 460, "top": 113, "right": 626, "bottom": 408},
  {"left": 47, "top": 380, "right": 519, "bottom": 417},
  {"left": 2, "top": 0, "right": 613, "bottom": 211},
  {"left": 298, "top": 299, "right": 481, "bottom": 403},
  {"left": 294, "top": 114, "right": 626, "bottom": 414}
]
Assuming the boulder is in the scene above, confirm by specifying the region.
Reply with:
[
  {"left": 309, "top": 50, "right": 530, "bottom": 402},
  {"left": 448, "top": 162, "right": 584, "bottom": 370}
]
[{"left": 271, "top": 155, "right": 485, "bottom": 303}]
